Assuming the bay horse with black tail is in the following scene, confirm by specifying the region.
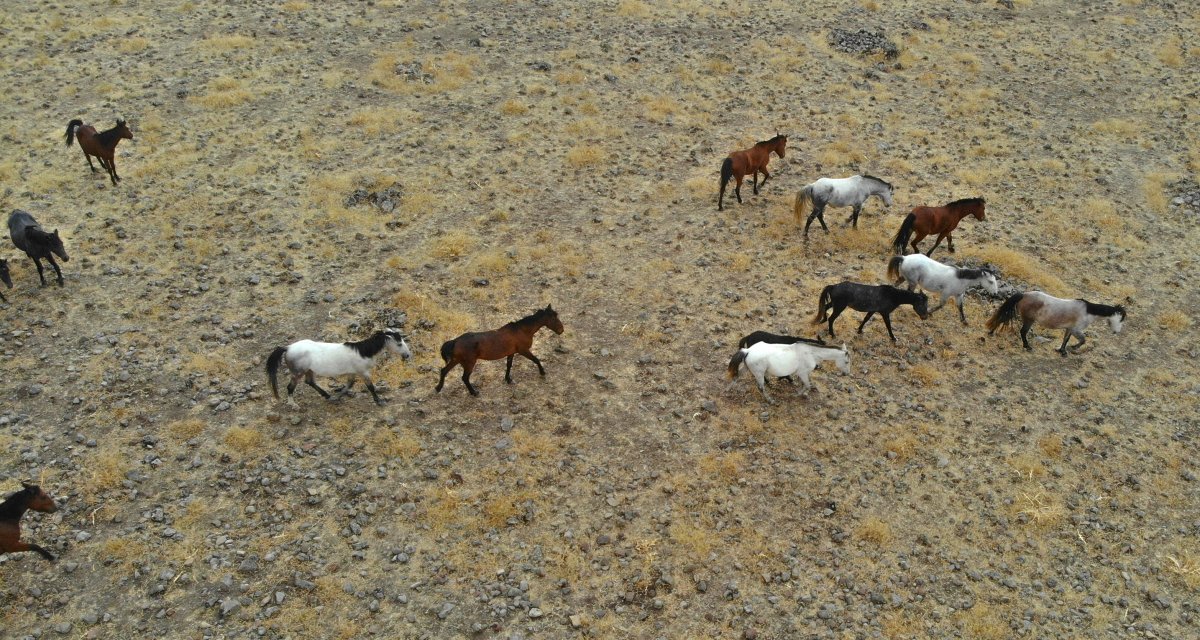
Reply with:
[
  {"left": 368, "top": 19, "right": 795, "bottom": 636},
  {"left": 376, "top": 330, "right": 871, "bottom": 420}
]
[
  {"left": 892, "top": 197, "right": 986, "bottom": 256},
  {"left": 812, "top": 282, "right": 930, "bottom": 342},
  {"left": 8, "top": 210, "right": 69, "bottom": 287},
  {"left": 986, "top": 291, "right": 1126, "bottom": 356},
  {"left": 436, "top": 304, "right": 564, "bottom": 396},
  {"left": 0, "top": 258, "right": 11, "bottom": 302},
  {"left": 1, "top": 482, "right": 58, "bottom": 562},
  {"left": 718, "top": 134, "right": 787, "bottom": 211},
  {"left": 65, "top": 118, "right": 133, "bottom": 185},
  {"left": 267, "top": 330, "right": 412, "bottom": 408}
]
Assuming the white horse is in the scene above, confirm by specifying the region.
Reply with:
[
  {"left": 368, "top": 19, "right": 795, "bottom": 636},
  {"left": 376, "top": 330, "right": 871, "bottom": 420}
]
[
  {"left": 266, "top": 330, "right": 412, "bottom": 407},
  {"left": 794, "top": 174, "right": 894, "bottom": 235},
  {"left": 986, "top": 291, "right": 1126, "bottom": 356},
  {"left": 727, "top": 342, "right": 851, "bottom": 404},
  {"left": 887, "top": 254, "right": 999, "bottom": 324}
]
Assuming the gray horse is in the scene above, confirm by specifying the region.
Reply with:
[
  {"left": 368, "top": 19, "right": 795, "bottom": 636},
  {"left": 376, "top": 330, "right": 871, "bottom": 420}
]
[{"left": 794, "top": 174, "right": 894, "bottom": 235}]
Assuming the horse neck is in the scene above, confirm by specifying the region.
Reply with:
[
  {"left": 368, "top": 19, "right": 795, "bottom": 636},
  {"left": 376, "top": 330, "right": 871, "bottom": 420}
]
[
  {"left": 0, "top": 493, "right": 28, "bottom": 522},
  {"left": 347, "top": 333, "right": 388, "bottom": 360}
]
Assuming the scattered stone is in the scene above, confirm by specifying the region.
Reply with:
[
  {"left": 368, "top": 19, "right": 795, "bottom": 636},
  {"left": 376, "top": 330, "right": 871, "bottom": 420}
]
[{"left": 828, "top": 28, "right": 898, "bottom": 58}]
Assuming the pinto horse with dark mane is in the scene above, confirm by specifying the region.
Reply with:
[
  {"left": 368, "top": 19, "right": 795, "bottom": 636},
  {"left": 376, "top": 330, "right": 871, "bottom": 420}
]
[
  {"left": 1, "top": 482, "right": 58, "bottom": 562},
  {"left": 892, "top": 197, "right": 986, "bottom": 256},
  {"left": 65, "top": 118, "right": 133, "bottom": 185},
  {"left": 717, "top": 134, "right": 787, "bottom": 211},
  {"left": 436, "top": 304, "right": 564, "bottom": 396}
]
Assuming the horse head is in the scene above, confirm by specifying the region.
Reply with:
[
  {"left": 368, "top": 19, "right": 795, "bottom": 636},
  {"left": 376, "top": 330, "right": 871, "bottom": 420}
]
[
  {"left": 20, "top": 483, "right": 57, "bottom": 513},
  {"left": 774, "top": 133, "right": 787, "bottom": 158},
  {"left": 913, "top": 293, "right": 931, "bottom": 319},
  {"left": 836, "top": 344, "right": 851, "bottom": 375},
  {"left": 49, "top": 230, "right": 69, "bottom": 262},
  {"left": 543, "top": 304, "right": 564, "bottom": 334},
  {"left": 981, "top": 271, "right": 999, "bottom": 295},
  {"left": 116, "top": 119, "right": 133, "bottom": 140},
  {"left": 1109, "top": 306, "right": 1127, "bottom": 333},
  {"left": 383, "top": 330, "right": 412, "bottom": 360}
]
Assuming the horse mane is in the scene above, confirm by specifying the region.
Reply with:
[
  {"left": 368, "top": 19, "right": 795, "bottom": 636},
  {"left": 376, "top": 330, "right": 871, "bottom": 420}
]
[
  {"left": 96, "top": 125, "right": 125, "bottom": 146},
  {"left": 955, "top": 267, "right": 986, "bottom": 280},
  {"left": 0, "top": 486, "right": 35, "bottom": 519},
  {"left": 508, "top": 307, "right": 552, "bottom": 329},
  {"left": 345, "top": 332, "right": 388, "bottom": 358},
  {"left": 1080, "top": 300, "right": 1125, "bottom": 319},
  {"left": 862, "top": 174, "right": 893, "bottom": 190},
  {"left": 948, "top": 197, "right": 985, "bottom": 207},
  {"left": 756, "top": 134, "right": 786, "bottom": 146}
]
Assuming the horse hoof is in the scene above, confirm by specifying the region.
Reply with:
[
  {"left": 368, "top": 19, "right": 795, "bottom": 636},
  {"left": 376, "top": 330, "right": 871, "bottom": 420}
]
[{"left": 375, "top": 400, "right": 386, "bottom": 406}]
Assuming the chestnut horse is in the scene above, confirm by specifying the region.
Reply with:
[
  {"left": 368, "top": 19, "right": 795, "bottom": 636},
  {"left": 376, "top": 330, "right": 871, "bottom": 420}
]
[
  {"left": 717, "top": 134, "right": 787, "bottom": 211},
  {"left": 436, "top": 304, "right": 564, "bottom": 396},
  {"left": 65, "top": 118, "right": 133, "bottom": 185},
  {"left": 0, "top": 482, "right": 58, "bottom": 562},
  {"left": 891, "top": 197, "right": 986, "bottom": 256}
]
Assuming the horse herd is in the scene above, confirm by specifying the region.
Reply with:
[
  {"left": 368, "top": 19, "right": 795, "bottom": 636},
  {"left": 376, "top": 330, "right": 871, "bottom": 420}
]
[
  {"left": 0, "top": 125, "right": 1129, "bottom": 564},
  {"left": 718, "top": 134, "right": 1127, "bottom": 403}
]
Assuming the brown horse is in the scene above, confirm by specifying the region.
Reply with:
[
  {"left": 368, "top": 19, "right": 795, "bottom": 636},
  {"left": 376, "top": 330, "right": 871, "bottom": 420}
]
[
  {"left": 717, "top": 134, "right": 787, "bottom": 211},
  {"left": 891, "top": 197, "right": 986, "bottom": 256},
  {"left": 436, "top": 304, "right": 564, "bottom": 396},
  {"left": 0, "top": 482, "right": 58, "bottom": 562},
  {"left": 65, "top": 118, "right": 133, "bottom": 185}
]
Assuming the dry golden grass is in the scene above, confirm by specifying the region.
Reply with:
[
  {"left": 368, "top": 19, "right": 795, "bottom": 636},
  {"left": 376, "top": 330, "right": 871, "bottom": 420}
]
[
  {"left": 198, "top": 34, "right": 255, "bottom": 51},
  {"left": 908, "top": 363, "right": 939, "bottom": 387},
  {"left": 1014, "top": 490, "right": 1065, "bottom": 528},
  {"left": 1008, "top": 453, "right": 1046, "bottom": 480},
  {"left": 1091, "top": 118, "right": 1141, "bottom": 140},
  {"left": 430, "top": 230, "right": 477, "bottom": 259},
  {"left": 83, "top": 447, "right": 130, "bottom": 499},
  {"left": 1157, "top": 37, "right": 1183, "bottom": 67},
  {"left": 1037, "top": 436, "right": 1063, "bottom": 459},
  {"left": 855, "top": 517, "right": 892, "bottom": 545},
  {"left": 223, "top": 426, "right": 265, "bottom": 454},
  {"left": 1162, "top": 552, "right": 1200, "bottom": 589},
  {"left": 960, "top": 603, "right": 1008, "bottom": 639},
  {"left": 884, "top": 434, "right": 918, "bottom": 462},
  {"left": 347, "top": 106, "right": 417, "bottom": 135},
  {"left": 1157, "top": 309, "right": 1192, "bottom": 331},
  {"left": 566, "top": 144, "right": 606, "bottom": 167},
  {"left": 166, "top": 418, "right": 206, "bottom": 442},
  {"left": 818, "top": 139, "right": 865, "bottom": 167},
  {"left": 1142, "top": 172, "right": 1172, "bottom": 214},
  {"left": 671, "top": 520, "right": 717, "bottom": 561},
  {"left": 500, "top": 99, "right": 528, "bottom": 115},
  {"left": 190, "top": 77, "right": 253, "bottom": 109},
  {"left": 960, "top": 246, "right": 1068, "bottom": 293},
  {"left": 101, "top": 538, "right": 149, "bottom": 571},
  {"left": 698, "top": 451, "right": 746, "bottom": 480},
  {"left": 116, "top": 37, "right": 150, "bottom": 53},
  {"left": 616, "top": 0, "right": 651, "bottom": 17}
]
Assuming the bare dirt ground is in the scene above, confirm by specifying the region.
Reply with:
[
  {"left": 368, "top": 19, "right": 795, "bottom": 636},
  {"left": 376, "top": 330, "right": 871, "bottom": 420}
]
[{"left": 2, "top": 1, "right": 1198, "bottom": 638}]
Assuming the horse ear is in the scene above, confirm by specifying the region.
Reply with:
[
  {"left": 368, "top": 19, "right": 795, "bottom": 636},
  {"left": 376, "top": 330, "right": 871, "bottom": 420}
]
[
  {"left": 545, "top": 303, "right": 553, "bottom": 311},
  {"left": 21, "top": 481, "right": 33, "bottom": 489}
]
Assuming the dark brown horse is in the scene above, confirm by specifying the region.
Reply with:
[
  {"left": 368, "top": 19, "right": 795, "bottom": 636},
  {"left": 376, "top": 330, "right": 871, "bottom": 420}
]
[
  {"left": 65, "top": 118, "right": 133, "bottom": 185},
  {"left": 436, "top": 305, "right": 564, "bottom": 396},
  {"left": 718, "top": 134, "right": 787, "bottom": 211},
  {"left": 0, "top": 483, "right": 58, "bottom": 562},
  {"left": 891, "top": 197, "right": 986, "bottom": 256},
  {"left": 0, "top": 258, "right": 11, "bottom": 302}
]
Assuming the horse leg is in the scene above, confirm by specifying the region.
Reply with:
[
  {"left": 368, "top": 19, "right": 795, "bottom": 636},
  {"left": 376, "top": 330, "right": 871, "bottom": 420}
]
[
  {"left": 734, "top": 175, "right": 743, "bottom": 204},
  {"left": 46, "top": 255, "right": 64, "bottom": 287},
  {"left": 856, "top": 312, "right": 876, "bottom": 334},
  {"left": 1020, "top": 321, "right": 1034, "bottom": 350},
  {"left": 286, "top": 372, "right": 303, "bottom": 408},
  {"left": 925, "top": 234, "right": 948, "bottom": 257},
  {"left": 880, "top": 312, "right": 898, "bottom": 342},
  {"left": 956, "top": 295, "right": 968, "bottom": 325},
  {"left": 751, "top": 171, "right": 759, "bottom": 195},
  {"left": 1071, "top": 331, "right": 1087, "bottom": 351},
  {"left": 753, "top": 370, "right": 773, "bottom": 405},
  {"left": 848, "top": 204, "right": 861, "bottom": 228},
  {"left": 32, "top": 257, "right": 46, "bottom": 286},
  {"left": 758, "top": 167, "right": 770, "bottom": 193},
  {"left": 519, "top": 349, "right": 546, "bottom": 376},
  {"left": 305, "top": 371, "right": 332, "bottom": 399},
  {"left": 82, "top": 150, "right": 97, "bottom": 173},
  {"left": 6, "top": 540, "right": 55, "bottom": 562},
  {"left": 827, "top": 304, "right": 846, "bottom": 338},
  {"left": 929, "top": 295, "right": 948, "bottom": 315},
  {"left": 435, "top": 359, "right": 457, "bottom": 392},
  {"left": 504, "top": 355, "right": 515, "bottom": 383},
  {"left": 109, "top": 156, "right": 121, "bottom": 183},
  {"left": 946, "top": 234, "right": 955, "bottom": 253},
  {"left": 797, "top": 368, "right": 814, "bottom": 396},
  {"left": 333, "top": 377, "right": 357, "bottom": 399},
  {"left": 1057, "top": 330, "right": 1072, "bottom": 356},
  {"left": 910, "top": 233, "right": 924, "bottom": 255},
  {"left": 361, "top": 374, "right": 384, "bottom": 405},
  {"left": 462, "top": 361, "right": 479, "bottom": 397}
]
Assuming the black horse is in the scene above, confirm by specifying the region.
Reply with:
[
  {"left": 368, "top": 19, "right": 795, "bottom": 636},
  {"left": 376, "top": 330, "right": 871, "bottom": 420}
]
[
  {"left": 0, "top": 258, "right": 11, "bottom": 301},
  {"left": 8, "top": 210, "right": 69, "bottom": 287},
  {"left": 812, "top": 282, "right": 930, "bottom": 342}
]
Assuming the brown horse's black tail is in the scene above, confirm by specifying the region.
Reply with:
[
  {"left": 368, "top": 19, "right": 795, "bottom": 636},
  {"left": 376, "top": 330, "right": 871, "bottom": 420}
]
[
  {"left": 986, "top": 293, "right": 1024, "bottom": 334},
  {"left": 891, "top": 213, "right": 916, "bottom": 254},
  {"left": 717, "top": 157, "right": 733, "bottom": 210},
  {"left": 727, "top": 348, "right": 748, "bottom": 379},
  {"left": 812, "top": 285, "right": 835, "bottom": 324},
  {"left": 65, "top": 119, "right": 83, "bottom": 147},
  {"left": 439, "top": 338, "right": 456, "bottom": 363},
  {"left": 886, "top": 255, "right": 905, "bottom": 282},
  {"left": 266, "top": 347, "right": 287, "bottom": 399}
]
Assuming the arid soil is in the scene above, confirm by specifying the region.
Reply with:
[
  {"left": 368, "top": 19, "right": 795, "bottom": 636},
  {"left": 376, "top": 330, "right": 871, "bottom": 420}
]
[{"left": 1, "top": 1, "right": 1198, "bottom": 638}]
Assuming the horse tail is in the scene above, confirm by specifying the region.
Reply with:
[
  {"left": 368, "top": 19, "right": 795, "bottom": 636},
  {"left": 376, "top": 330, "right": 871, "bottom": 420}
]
[
  {"left": 812, "top": 285, "right": 834, "bottom": 324},
  {"left": 266, "top": 347, "right": 287, "bottom": 399},
  {"left": 727, "top": 349, "right": 748, "bottom": 379},
  {"left": 886, "top": 255, "right": 905, "bottom": 282},
  {"left": 986, "top": 293, "right": 1024, "bottom": 333},
  {"left": 65, "top": 119, "right": 83, "bottom": 147},
  {"left": 439, "top": 338, "right": 456, "bottom": 363},
  {"left": 891, "top": 213, "right": 916, "bottom": 254},
  {"left": 717, "top": 157, "right": 733, "bottom": 208},
  {"left": 794, "top": 186, "right": 813, "bottom": 223}
]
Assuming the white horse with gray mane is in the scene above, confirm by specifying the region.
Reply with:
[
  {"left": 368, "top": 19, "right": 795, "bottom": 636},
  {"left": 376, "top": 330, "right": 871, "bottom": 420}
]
[
  {"left": 887, "top": 254, "right": 999, "bottom": 324},
  {"left": 727, "top": 341, "right": 851, "bottom": 404},
  {"left": 266, "top": 330, "right": 412, "bottom": 407},
  {"left": 794, "top": 174, "right": 894, "bottom": 235}
]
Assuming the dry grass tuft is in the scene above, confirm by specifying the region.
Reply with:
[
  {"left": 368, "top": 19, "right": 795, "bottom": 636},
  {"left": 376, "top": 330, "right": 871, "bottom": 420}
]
[
  {"left": 1141, "top": 172, "right": 1172, "bottom": 214},
  {"left": 671, "top": 520, "right": 717, "bottom": 561},
  {"left": 116, "top": 37, "right": 150, "bottom": 53},
  {"left": 223, "top": 426, "right": 264, "bottom": 454},
  {"left": 1015, "top": 490, "right": 1065, "bottom": 527},
  {"left": 83, "top": 447, "right": 130, "bottom": 499},
  {"left": 908, "top": 363, "right": 939, "bottom": 387},
  {"left": 1037, "top": 436, "right": 1063, "bottom": 459},
  {"left": 1091, "top": 118, "right": 1141, "bottom": 140},
  {"left": 347, "top": 106, "right": 417, "bottom": 135},
  {"left": 566, "top": 144, "right": 606, "bottom": 167},
  {"left": 699, "top": 451, "right": 746, "bottom": 481},
  {"left": 1157, "top": 37, "right": 1183, "bottom": 67},
  {"left": 1162, "top": 552, "right": 1200, "bottom": 588},
  {"left": 1008, "top": 453, "right": 1046, "bottom": 479},
  {"left": 1157, "top": 310, "right": 1192, "bottom": 331},
  {"left": 960, "top": 603, "right": 1008, "bottom": 639},
  {"left": 855, "top": 517, "right": 892, "bottom": 545},
  {"left": 166, "top": 418, "right": 206, "bottom": 442},
  {"left": 960, "top": 246, "right": 1068, "bottom": 293},
  {"left": 883, "top": 434, "right": 918, "bottom": 462},
  {"left": 430, "top": 231, "right": 477, "bottom": 259},
  {"left": 190, "top": 77, "right": 253, "bottom": 109},
  {"left": 616, "top": 0, "right": 651, "bottom": 17},
  {"left": 199, "top": 34, "right": 255, "bottom": 50}
]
